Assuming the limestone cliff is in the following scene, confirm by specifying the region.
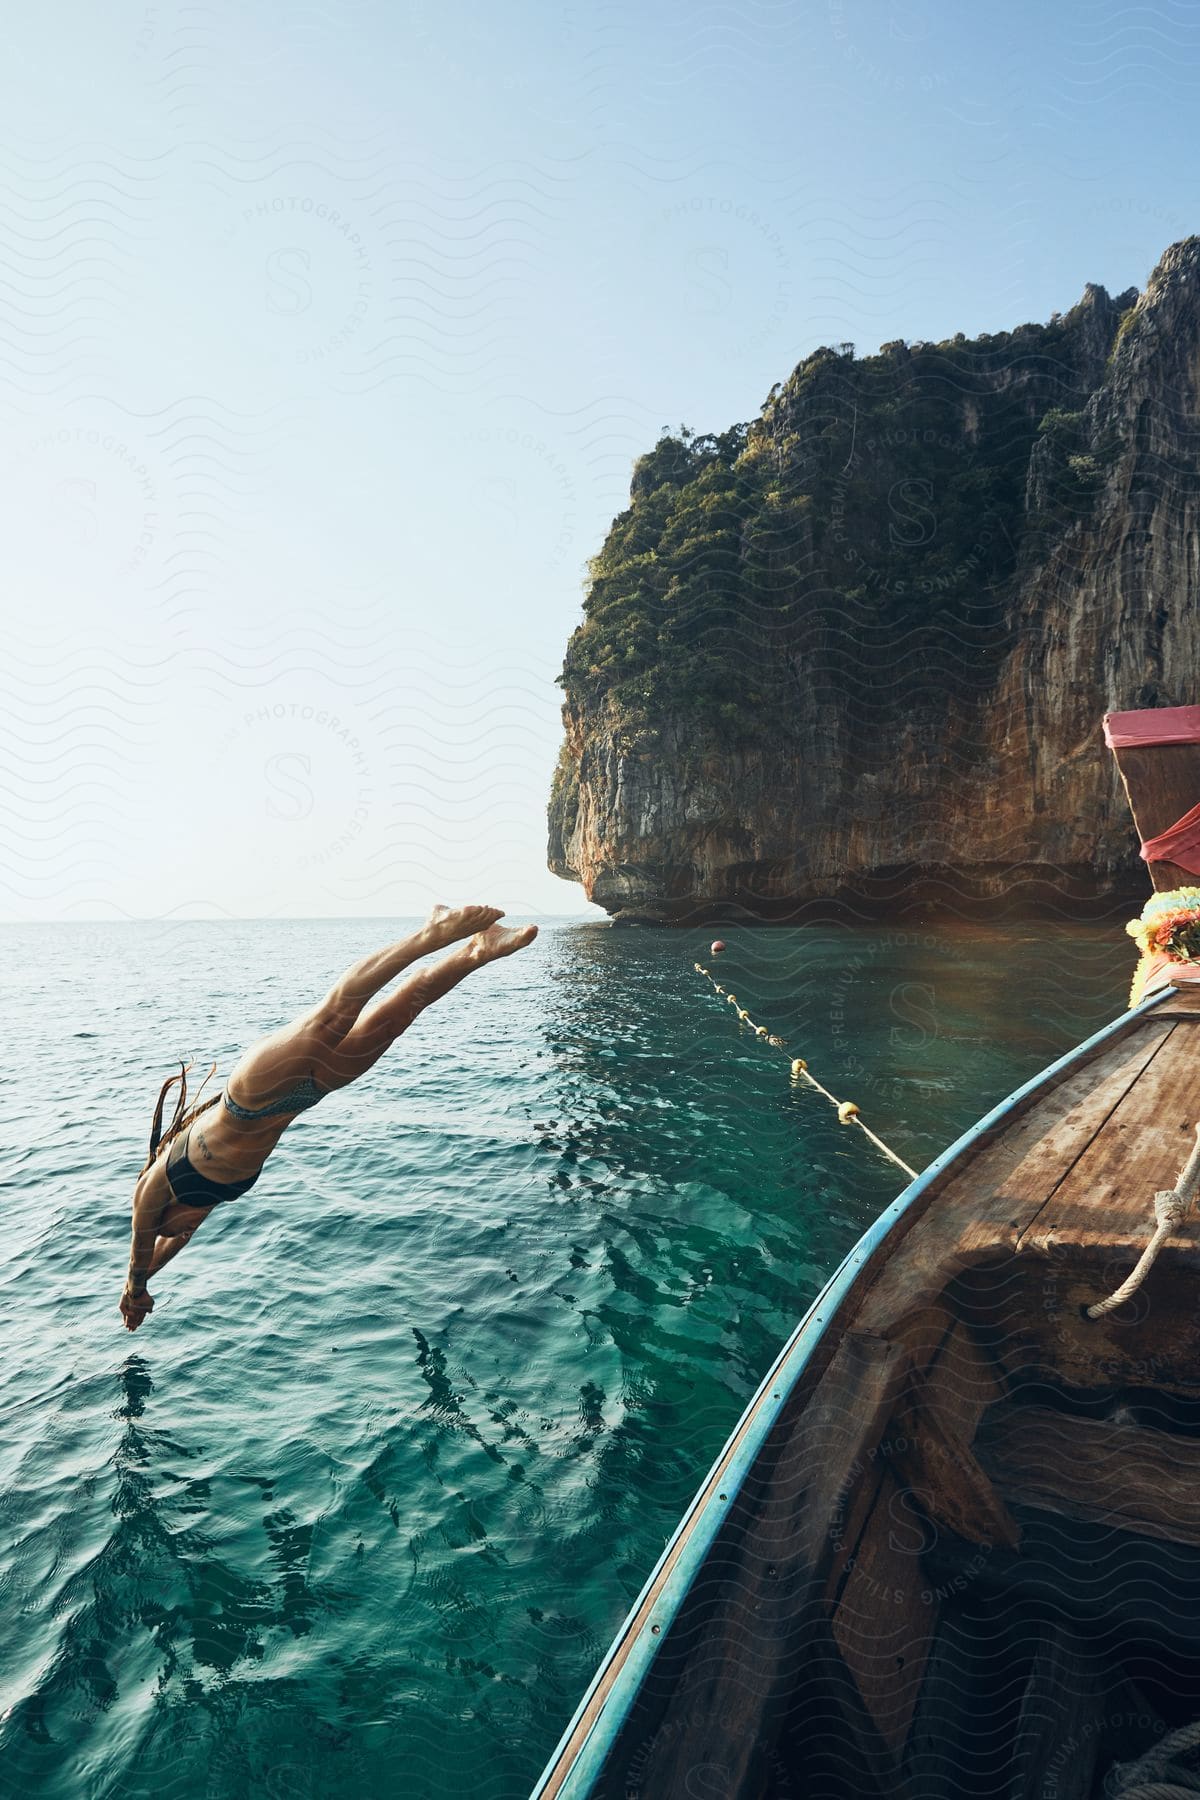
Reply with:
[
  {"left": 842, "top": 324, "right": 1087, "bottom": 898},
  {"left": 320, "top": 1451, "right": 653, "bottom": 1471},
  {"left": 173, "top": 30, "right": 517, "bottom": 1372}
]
[{"left": 548, "top": 238, "right": 1200, "bottom": 922}]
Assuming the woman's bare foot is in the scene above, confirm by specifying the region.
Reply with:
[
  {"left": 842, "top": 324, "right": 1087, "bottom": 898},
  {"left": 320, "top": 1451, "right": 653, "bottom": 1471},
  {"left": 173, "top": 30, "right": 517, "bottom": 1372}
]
[
  {"left": 466, "top": 922, "right": 538, "bottom": 964},
  {"left": 422, "top": 903, "right": 504, "bottom": 952}
]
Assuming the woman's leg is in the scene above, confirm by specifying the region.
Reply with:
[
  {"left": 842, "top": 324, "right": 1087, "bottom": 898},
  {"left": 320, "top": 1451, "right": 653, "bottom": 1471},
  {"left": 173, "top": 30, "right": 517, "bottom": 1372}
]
[
  {"left": 318, "top": 904, "right": 503, "bottom": 1020},
  {"left": 324, "top": 921, "right": 538, "bottom": 1085},
  {"left": 227, "top": 904, "right": 503, "bottom": 1100}
]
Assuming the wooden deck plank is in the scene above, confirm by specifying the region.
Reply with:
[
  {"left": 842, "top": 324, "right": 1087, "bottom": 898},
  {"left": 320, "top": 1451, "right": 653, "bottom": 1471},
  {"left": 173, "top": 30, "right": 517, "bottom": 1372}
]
[
  {"left": 924, "top": 1508, "right": 1200, "bottom": 1654},
  {"left": 1018, "top": 1021, "right": 1200, "bottom": 1255},
  {"left": 886, "top": 1322, "right": 1019, "bottom": 1552},
  {"left": 890, "top": 1374, "right": 1020, "bottom": 1551},
  {"left": 1147, "top": 985, "right": 1200, "bottom": 1017},
  {"left": 823, "top": 1307, "right": 955, "bottom": 1604},
  {"left": 911, "top": 1318, "right": 1008, "bottom": 1440},
  {"left": 852, "top": 1016, "right": 1176, "bottom": 1336},
  {"left": 965, "top": 1247, "right": 1200, "bottom": 1396},
  {"left": 830, "top": 1469, "right": 937, "bottom": 1755},
  {"left": 901, "top": 1607, "right": 1015, "bottom": 1800},
  {"left": 976, "top": 1403, "right": 1200, "bottom": 1546},
  {"left": 1007, "top": 1621, "right": 1107, "bottom": 1800}
]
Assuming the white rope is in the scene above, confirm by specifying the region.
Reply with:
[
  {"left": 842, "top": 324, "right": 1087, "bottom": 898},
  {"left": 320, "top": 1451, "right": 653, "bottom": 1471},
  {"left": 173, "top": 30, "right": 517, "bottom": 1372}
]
[
  {"left": 693, "top": 962, "right": 920, "bottom": 1182},
  {"left": 1086, "top": 1124, "right": 1200, "bottom": 1320},
  {"left": 1105, "top": 1717, "right": 1200, "bottom": 1797}
]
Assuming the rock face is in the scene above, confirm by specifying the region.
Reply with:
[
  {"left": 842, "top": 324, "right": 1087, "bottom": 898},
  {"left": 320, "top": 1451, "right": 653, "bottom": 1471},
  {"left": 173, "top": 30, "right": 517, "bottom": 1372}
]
[{"left": 548, "top": 239, "right": 1200, "bottom": 922}]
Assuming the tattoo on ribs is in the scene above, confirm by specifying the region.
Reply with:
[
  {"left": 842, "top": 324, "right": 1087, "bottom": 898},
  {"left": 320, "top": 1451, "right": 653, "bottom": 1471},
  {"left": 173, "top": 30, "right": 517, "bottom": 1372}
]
[{"left": 195, "top": 1126, "right": 213, "bottom": 1160}]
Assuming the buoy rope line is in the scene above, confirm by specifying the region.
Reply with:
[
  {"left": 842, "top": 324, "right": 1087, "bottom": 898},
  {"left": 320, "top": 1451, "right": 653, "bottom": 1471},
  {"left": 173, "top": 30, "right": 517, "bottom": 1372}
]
[
  {"left": 1085, "top": 1122, "right": 1200, "bottom": 1320},
  {"left": 693, "top": 962, "right": 920, "bottom": 1182},
  {"left": 698, "top": 956, "right": 1200, "bottom": 1318}
]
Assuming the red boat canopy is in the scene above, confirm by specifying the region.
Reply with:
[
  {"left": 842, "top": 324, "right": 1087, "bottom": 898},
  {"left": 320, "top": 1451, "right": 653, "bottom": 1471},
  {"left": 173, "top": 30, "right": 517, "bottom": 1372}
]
[
  {"left": 1105, "top": 702, "right": 1200, "bottom": 884},
  {"left": 1104, "top": 705, "right": 1200, "bottom": 749}
]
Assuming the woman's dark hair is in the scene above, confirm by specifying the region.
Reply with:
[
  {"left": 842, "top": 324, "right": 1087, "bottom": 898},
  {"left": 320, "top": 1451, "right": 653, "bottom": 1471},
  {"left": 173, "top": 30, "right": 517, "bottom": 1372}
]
[{"left": 141, "top": 1060, "right": 221, "bottom": 1175}]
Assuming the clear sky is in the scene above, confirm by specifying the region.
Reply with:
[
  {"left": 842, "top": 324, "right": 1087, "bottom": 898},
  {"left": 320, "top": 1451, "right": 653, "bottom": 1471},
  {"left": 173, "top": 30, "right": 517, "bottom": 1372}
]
[{"left": 2, "top": 0, "right": 1196, "bottom": 922}]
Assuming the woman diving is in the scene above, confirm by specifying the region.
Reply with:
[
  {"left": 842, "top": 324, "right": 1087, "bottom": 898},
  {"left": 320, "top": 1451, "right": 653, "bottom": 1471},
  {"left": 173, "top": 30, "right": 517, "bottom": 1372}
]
[{"left": 120, "top": 904, "right": 537, "bottom": 1331}]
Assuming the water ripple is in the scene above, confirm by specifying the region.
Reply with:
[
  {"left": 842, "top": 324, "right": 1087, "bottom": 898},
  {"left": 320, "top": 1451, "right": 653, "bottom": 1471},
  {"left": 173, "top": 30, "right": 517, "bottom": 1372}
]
[{"left": 0, "top": 916, "right": 1131, "bottom": 1797}]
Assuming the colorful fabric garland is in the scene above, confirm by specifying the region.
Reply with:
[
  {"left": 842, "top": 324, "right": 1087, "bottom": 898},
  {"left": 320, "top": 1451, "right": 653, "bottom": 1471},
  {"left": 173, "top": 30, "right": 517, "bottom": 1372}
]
[{"left": 1127, "top": 887, "right": 1200, "bottom": 1006}]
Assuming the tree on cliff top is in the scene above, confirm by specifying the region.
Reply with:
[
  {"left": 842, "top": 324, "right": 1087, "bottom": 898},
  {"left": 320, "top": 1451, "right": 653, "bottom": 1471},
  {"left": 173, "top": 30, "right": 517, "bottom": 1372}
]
[{"left": 558, "top": 296, "right": 1132, "bottom": 750}]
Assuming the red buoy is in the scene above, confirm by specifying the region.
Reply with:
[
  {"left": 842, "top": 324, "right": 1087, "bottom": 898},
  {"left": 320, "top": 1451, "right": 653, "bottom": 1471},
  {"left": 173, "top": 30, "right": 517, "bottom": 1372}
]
[{"left": 711, "top": 939, "right": 726, "bottom": 954}]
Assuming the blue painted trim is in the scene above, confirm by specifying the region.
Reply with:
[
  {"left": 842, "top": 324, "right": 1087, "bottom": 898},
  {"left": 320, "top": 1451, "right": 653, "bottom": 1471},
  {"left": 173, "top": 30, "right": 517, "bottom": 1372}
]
[{"left": 531, "top": 988, "right": 1170, "bottom": 1799}]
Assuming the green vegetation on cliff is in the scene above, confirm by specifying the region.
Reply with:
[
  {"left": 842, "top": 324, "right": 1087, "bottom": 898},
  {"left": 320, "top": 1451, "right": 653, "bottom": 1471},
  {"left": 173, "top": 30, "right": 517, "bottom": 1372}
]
[{"left": 558, "top": 292, "right": 1131, "bottom": 748}]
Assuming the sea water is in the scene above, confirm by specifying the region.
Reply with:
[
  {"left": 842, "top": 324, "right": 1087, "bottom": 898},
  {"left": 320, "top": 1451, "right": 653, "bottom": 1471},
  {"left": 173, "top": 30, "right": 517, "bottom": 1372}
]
[{"left": 0, "top": 917, "right": 1135, "bottom": 1798}]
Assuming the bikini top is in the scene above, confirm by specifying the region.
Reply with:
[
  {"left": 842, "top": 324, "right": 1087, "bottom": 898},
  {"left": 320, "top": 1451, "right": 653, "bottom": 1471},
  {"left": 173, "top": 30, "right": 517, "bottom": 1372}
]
[{"left": 222, "top": 1075, "right": 327, "bottom": 1120}]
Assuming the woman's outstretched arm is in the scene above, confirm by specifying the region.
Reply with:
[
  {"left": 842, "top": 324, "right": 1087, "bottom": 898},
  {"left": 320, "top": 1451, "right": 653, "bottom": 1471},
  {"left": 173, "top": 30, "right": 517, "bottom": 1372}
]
[{"left": 120, "top": 1185, "right": 164, "bottom": 1329}]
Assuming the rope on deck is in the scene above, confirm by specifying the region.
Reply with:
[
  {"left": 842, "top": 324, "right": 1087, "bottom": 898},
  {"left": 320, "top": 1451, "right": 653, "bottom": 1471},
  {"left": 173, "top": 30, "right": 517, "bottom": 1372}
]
[
  {"left": 692, "top": 962, "right": 920, "bottom": 1182},
  {"left": 1085, "top": 1122, "right": 1200, "bottom": 1320},
  {"left": 1104, "top": 1714, "right": 1200, "bottom": 1796}
]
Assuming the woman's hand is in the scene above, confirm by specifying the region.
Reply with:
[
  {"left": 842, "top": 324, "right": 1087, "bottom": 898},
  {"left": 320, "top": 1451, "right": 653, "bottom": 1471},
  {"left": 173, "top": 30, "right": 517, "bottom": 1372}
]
[{"left": 119, "top": 1288, "right": 155, "bottom": 1332}]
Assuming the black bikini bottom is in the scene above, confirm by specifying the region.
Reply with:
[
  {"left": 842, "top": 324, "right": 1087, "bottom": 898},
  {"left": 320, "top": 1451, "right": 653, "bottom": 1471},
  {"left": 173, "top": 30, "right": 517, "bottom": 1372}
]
[{"left": 165, "top": 1126, "right": 261, "bottom": 1210}]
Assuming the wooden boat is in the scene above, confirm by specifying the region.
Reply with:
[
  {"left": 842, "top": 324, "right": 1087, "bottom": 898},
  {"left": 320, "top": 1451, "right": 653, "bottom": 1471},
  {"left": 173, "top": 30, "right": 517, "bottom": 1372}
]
[{"left": 533, "top": 706, "right": 1200, "bottom": 1800}]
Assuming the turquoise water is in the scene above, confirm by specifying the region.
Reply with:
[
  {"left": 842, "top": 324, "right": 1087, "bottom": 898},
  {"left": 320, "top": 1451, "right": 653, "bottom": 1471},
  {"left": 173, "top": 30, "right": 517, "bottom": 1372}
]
[{"left": 0, "top": 918, "right": 1135, "bottom": 1799}]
